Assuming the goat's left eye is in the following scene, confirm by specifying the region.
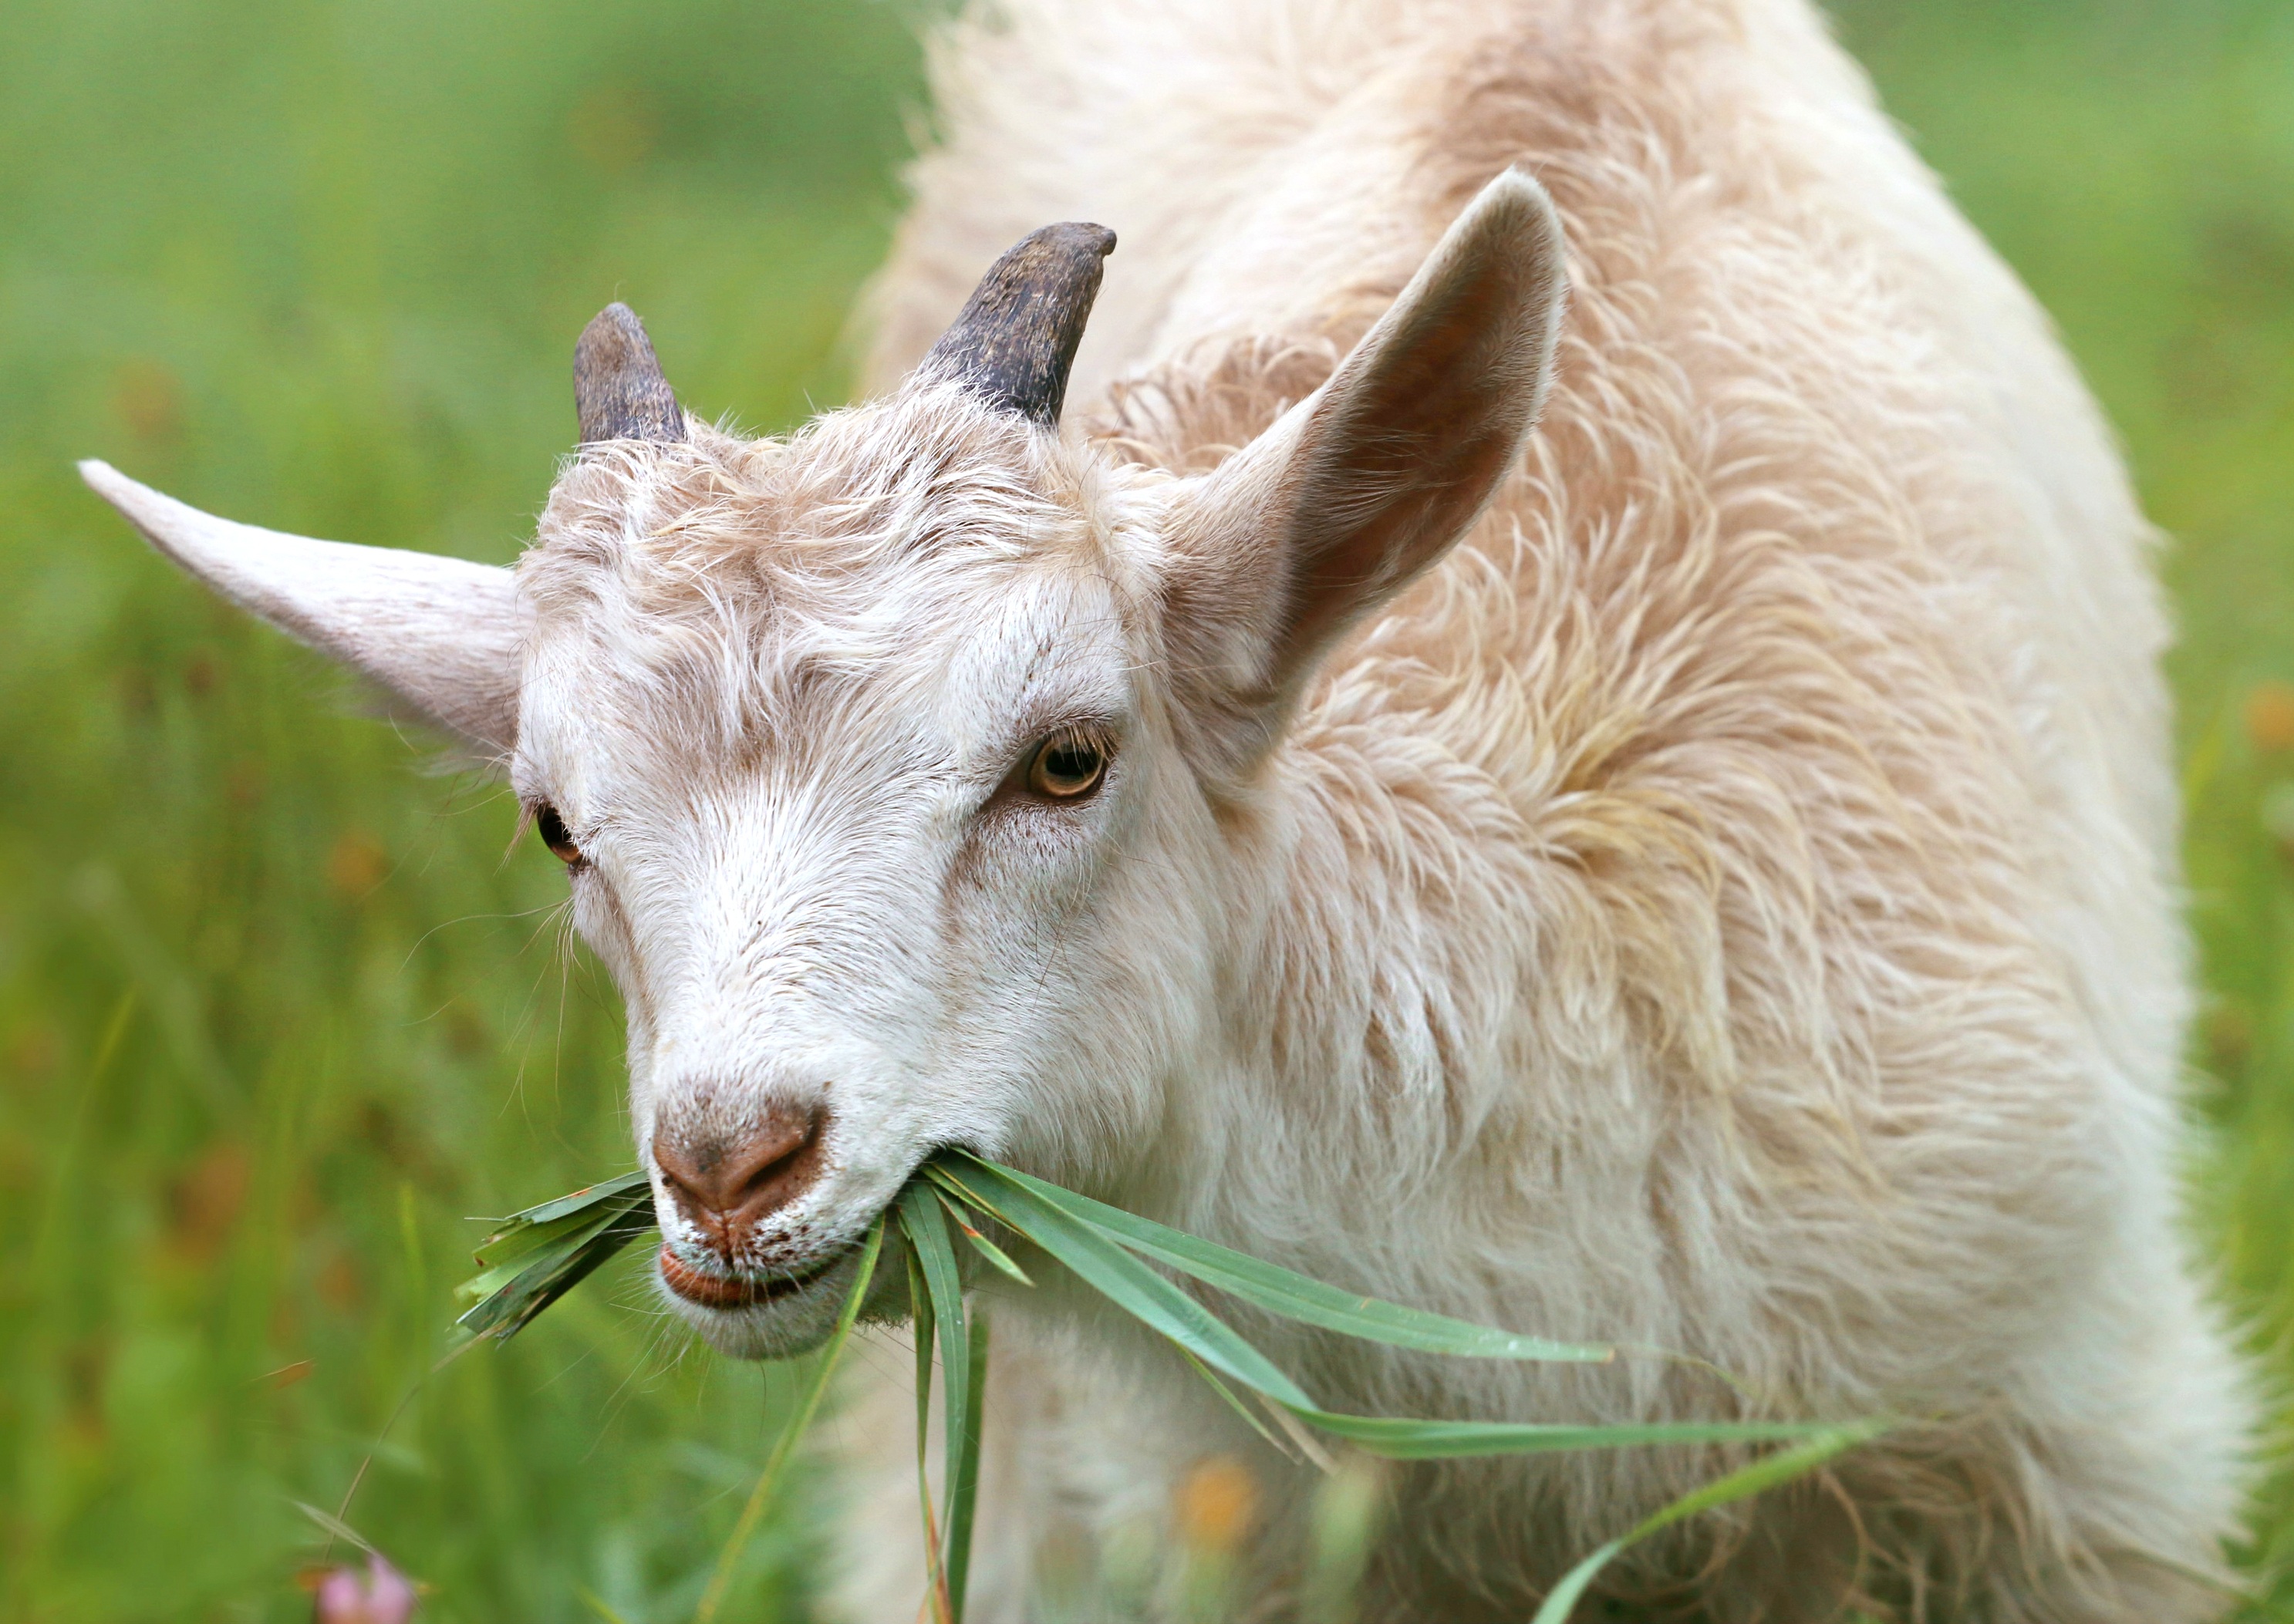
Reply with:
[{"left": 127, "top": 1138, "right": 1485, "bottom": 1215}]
[
  {"left": 1024, "top": 729, "right": 1110, "bottom": 800},
  {"left": 534, "top": 804, "right": 582, "bottom": 864}
]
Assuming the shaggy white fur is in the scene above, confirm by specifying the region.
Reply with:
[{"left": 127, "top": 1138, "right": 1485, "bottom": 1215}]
[{"left": 85, "top": 0, "right": 2249, "bottom": 1619}]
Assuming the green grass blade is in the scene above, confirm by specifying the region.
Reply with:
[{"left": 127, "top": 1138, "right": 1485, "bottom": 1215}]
[
  {"left": 455, "top": 1238, "right": 582, "bottom": 1307},
  {"left": 452, "top": 1202, "right": 658, "bottom": 1345},
  {"left": 936, "top": 1188, "right": 1034, "bottom": 1286},
  {"left": 461, "top": 1215, "right": 612, "bottom": 1282},
  {"left": 448, "top": 1170, "right": 659, "bottom": 1346},
  {"left": 489, "top": 1170, "right": 654, "bottom": 1231},
  {"left": 904, "top": 1243, "right": 948, "bottom": 1624},
  {"left": 906, "top": 1248, "right": 936, "bottom": 1450},
  {"left": 1529, "top": 1420, "right": 1888, "bottom": 1624},
  {"left": 899, "top": 1190, "right": 964, "bottom": 1622},
  {"left": 693, "top": 1217, "right": 885, "bottom": 1624},
  {"left": 456, "top": 1207, "right": 629, "bottom": 1302},
  {"left": 579, "top": 1588, "right": 637, "bottom": 1624},
  {"left": 1176, "top": 1345, "right": 1297, "bottom": 1460},
  {"left": 899, "top": 1184, "right": 973, "bottom": 1564},
  {"left": 943, "top": 1309, "right": 990, "bottom": 1624},
  {"left": 292, "top": 1500, "right": 377, "bottom": 1555},
  {"left": 932, "top": 1160, "right": 1864, "bottom": 1471},
  {"left": 954, "top": 1154, "right": 1608, "bottom": 1364},
  {"left": 460, "top": 1171, "right": 655, "bottom": 1277},
  {"left": 929, "top": 1162, "right": 1317, "bottom": 1410},
  {"left": 1287, "top": 1412, "right": 1851, "bottom": 1461}
]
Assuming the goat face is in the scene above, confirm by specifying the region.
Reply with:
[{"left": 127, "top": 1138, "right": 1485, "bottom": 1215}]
[
  {"left": 81, "top": 169, "right": 1567, "bottom": 1357},
  {"left": 512, "top": 396, "right": 1197, "bottom": 1355}
]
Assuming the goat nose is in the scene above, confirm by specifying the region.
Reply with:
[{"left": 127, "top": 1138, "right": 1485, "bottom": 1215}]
[{"left": 653, "top": 1105, "right": 828, "bottom": 1262}]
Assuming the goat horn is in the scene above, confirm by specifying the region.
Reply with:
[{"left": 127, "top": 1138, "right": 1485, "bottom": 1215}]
[
  {"left": 574, "top": 302, "right": 686, "bottom": 446},
  {"left": 921, "top": 222, "right": 1116, "bottom": 427}
]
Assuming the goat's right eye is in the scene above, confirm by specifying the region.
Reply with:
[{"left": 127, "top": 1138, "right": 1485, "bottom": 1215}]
[
  {"left": 535, "top": 805, "right": 582, "bottom": 865},
  {"left": 1024, "top": 727, "right": 1110, "bottom": 800}
]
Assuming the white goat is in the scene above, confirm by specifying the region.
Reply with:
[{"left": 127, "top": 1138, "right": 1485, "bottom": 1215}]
[{"left": 85, "top": 0, "right": 2248, "bottom": 1618}]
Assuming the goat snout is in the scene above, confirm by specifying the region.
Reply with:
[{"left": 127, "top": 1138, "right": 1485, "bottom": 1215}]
[{"left": 653, "top": 1103, "right": 828, "bottom": 1270}]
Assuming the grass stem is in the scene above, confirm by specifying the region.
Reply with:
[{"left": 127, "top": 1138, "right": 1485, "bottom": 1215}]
[{"left": 693, "top": 1218, "right": 884, "bottom": 1624}]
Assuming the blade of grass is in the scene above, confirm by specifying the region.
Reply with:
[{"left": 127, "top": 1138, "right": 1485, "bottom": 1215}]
[
  {"left": 935, "top": 1188, "right": 1033, "bottom": 1286},
  {"left": 491, "top": 1170, "right": 653, "bottom": 1230},
  {"left": 1258, "top": 1395, "right": 1339, "bottom": 1474},
  {"left": 449, "top": 1170, "right": 658, "bottom": 1351},
  {"left": 451, "top": 1164, "right": 1864, "bottom": 1530},
  {"left": 900, "top": 1186, "right": 970, "bottom": 1481},
  {"left": 943, "top": 1309, "right": 990, "bottom": 1624},
  {"left": 459, "top": 1172, "right": 654, "bottom": 1281},
  {"left": 693, "top": 1217, "right": 884, "bottom": 1624},
  {"left": 293, "top": 1501, "right": 376, "bottom": 1555},
  {"left": 929, "top": 1162, "right": 1316, "bottom": 1410},
  {"left": 1176, "top": 1344, "right": 1299, "bottom": 1461},
  {"left": 900, "top": 1184, "right": 977, "bottom": 1624},
  {"left": 952, "top": 1154, "right": 1607, "bottom": 1364},
  {"left": 901, "top": 1209, "right": 954, "bottom": 1624},
  {"left": 455, "top": 1211, "right": 619, "bottom": 1303},
  {"left": 1528, "top": 1420, "right": 1888, "bottom": 1624},
  {"left": 1290, "top": 1412, "right": 1850, "bottom": 1461},
  {"left": 579, "top": 1589, "right": 637, "bottom": 1624},
  {"left": 934, "top": 1161, "right": 1847, "bottom": 1464},
  {"left": 906, "top": 1245, "right": 947, "bottom": 1623},
  {"left": 451, "top": 1202, "right": 657, "bottom": 1345}
]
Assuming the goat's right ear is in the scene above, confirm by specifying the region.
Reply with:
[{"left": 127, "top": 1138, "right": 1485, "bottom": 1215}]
[
  {"left": 80, "top": 460, "right": 525, "bottom": 757},
  {"left": 1163, "top": 169, "right": 1567, "bottom": 775}
]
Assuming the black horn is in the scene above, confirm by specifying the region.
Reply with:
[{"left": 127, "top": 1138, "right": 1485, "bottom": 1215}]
[
  {"left": 921, "top": 222, "right": 1116, "bottom": 427},
  {"left": 575, "top": 302, "right": 686, "bottom": 445}
]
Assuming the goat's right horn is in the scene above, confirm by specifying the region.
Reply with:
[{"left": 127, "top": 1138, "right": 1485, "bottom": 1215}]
[
  {"left": 921, "top": 221, "right": 1116, "bottom": 428},
  {"left": 575, "top": 302, "right": 686, "bottom": 446}
]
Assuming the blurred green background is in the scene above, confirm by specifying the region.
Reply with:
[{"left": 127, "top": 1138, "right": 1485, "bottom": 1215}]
[{"left": 0, "top": 1, "right": 2289, "bottom": 1619}]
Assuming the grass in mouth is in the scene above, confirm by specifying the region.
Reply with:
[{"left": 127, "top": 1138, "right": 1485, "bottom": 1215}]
[{"left": 453, "top": 1151, "right": 1885, "bottom": 1624}]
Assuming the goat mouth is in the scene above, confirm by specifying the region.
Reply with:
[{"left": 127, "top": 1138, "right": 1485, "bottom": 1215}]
[{"left": 656, "top": 1243, "right": 843, "bottom": 1310}]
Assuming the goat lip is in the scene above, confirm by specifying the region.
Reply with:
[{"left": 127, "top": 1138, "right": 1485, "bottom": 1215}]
[{"left": 656, "top": 1243, "right": 841, "bottom": 1310}]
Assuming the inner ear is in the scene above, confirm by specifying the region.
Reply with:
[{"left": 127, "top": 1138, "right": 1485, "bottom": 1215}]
[
  {"left": 1170, "top": 168, "right": 1569, "bottom": 740},
  {"left": 1277, "top": 231, "right": 1557, "bottom": 653}
]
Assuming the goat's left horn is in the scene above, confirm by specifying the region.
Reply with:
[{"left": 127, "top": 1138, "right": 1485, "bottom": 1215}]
[
  {"left": 921, "top": 222, "right": 1116, "bottom": 427},
  {"left": 575, "top": 302, "right": 686, "bottom": 446}
]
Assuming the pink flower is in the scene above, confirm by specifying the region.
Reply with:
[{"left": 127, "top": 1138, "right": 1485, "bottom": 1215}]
[{"left": 312, "top": 1553, "right": 417, "bottom": 1624}]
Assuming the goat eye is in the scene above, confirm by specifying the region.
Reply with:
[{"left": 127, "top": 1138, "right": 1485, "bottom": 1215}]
[
  {"left": 1024, "top": 729, "right": 1109, "bottom": 800},
  {"left": 534, "top": 804, "right": 582, "bottom": 864}
]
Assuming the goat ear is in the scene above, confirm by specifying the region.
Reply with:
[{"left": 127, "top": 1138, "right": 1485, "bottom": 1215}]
[
  {"left": 80, "top": 460, "right": 525, "bottom": 756},
  {"left": 1169, "top": 169, "right": 1567, "bottom": 756}
]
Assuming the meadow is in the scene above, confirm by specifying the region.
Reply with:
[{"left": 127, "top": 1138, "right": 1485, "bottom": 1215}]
[{"left": 0, "top": 1, "right": 2289, "bottom": 1619}]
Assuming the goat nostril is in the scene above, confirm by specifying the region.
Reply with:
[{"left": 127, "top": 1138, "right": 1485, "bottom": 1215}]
[
  {"left": 652, "top": 1106, "right": 828, "bottom": 1259},
  {"left": 651, "top": 1151, "right": 712, "bottom": 1215}
]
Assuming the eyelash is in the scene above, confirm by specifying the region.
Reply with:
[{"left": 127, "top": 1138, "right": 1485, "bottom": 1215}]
[{"left": 1019, "top": 725, "right": 1113, "bottom": 802}]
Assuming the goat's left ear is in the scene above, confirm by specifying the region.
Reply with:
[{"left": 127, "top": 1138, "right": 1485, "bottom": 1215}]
[
  {"left": 79, "top": 460, "right": 525, "bottom": 757},
  {"left": 1167, "top": 168, "right": 1567, "bottom": 762}
]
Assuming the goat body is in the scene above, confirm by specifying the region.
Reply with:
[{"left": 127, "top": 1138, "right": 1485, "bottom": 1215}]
[
  {"left": 86, "top": 0, "right": 2248, "bottom": 1619},
  {"left": 852, "top": 1, "right": 2247, "bottom": 1617}
]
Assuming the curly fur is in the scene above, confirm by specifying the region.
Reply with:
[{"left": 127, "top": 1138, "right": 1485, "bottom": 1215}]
[
  {"left": 89, "top": 0, "right": 2253, "bottom": 1618},
  {"left": 835, "top": 1, "right": 2250, "bottom": 1619}
]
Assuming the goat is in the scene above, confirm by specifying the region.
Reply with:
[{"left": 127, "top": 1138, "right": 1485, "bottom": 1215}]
[{"left": 85, "top": 0, "right": 2248, "bottom": 1618}]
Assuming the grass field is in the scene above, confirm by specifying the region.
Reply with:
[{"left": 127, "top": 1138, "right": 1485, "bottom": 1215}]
[{"left": 1, "top": 1, "right": 2290, "bottom": 1619}]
